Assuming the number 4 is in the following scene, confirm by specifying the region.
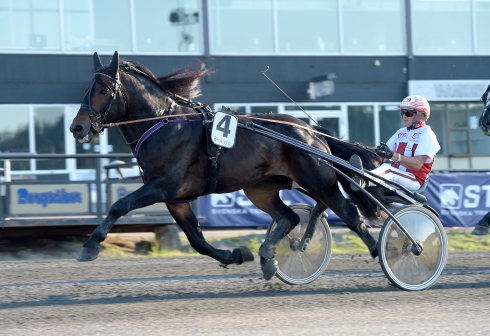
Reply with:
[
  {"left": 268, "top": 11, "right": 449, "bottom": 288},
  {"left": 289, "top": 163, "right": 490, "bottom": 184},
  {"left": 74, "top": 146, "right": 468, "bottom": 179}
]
[{"left": 216, "top": 114, "right": 231, "bottom": 137}]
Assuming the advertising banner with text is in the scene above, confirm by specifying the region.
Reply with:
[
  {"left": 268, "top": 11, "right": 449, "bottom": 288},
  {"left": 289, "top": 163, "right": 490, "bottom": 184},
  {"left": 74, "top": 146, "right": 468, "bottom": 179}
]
[
  {"left": 9, "top": 184, "right": 90, "bottom": 216},
  {"left": 198, "top": 172, "right": 490, "bottom": 228},
  {"left": 425, "top": 173, "right": 490, "bottom": 227}
]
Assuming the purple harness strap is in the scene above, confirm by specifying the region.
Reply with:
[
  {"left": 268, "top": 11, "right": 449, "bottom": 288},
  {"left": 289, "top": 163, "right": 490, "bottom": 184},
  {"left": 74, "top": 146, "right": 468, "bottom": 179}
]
[
  {"left": 133, "top": 116, "right": 203, "bottom": 204},
  {"left": 132, "top": 118, "right": 202, "bottom": 158}
]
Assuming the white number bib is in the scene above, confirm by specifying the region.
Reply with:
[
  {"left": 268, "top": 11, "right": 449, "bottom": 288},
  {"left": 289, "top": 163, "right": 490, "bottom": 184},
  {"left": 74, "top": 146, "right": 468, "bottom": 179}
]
[{"left": 211, "top": 111, "right": 238, "bottom": 148}]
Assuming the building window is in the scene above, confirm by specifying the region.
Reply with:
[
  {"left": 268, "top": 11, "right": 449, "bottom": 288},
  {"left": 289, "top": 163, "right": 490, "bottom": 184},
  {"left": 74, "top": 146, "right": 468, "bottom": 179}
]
[
  {"left": 412, "top": 0, "right": 472, "bottom": 54},
  {"left": 0, "top": 106, "right": 30, "bottom": 171},
  {"left": 277, "top": 0, "right": 339, "bottom": 53},
  {"left": 475, "top": 0, "right": 490, "bottom": 53},
  {"left": 429, "top": 103, "right": 489, "bottom": 156},
  {"left": 428, "top": 103, "right": 448, "bottom": 155},
  {"left": 64, "top": 0, "right": 131, "bottom": 52},
  {"left": 469, "top": 103, "right": 488, "bottom": 154},
  {"left": 134, "top": 0, "right": 201, "bottom": 53},
  {"left": 0, "top": 0, "right": 203, "bottom": 54},
  {"left": 34, "top": 106, "right": 65, "bottom": 170},
  {"left": 348, "top": 105, "right": 375, "bottom": 145},
  {"left": 209, "top": 0, "right": 404, "bottom": 55},
  {"left": 209, "top": 0, "right": 274, "bottom": 53},
  {"left": 342, "top": 0, "right": 404, "bottom": 54},
  {"left": 0, "top": 0, "right": 60, "bottom": 51},
  {"left": 379, "top": 105, "right": 401, "bottom": 145}
]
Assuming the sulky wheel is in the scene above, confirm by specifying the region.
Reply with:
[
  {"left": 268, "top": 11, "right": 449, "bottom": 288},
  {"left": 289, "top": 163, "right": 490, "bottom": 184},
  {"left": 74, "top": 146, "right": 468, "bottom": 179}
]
[
  {"left": 378, "top": 205, "right": 448, "bottom": 291},
  {"left": 267, "top": 203, "right": 332, "bottom": 285}
]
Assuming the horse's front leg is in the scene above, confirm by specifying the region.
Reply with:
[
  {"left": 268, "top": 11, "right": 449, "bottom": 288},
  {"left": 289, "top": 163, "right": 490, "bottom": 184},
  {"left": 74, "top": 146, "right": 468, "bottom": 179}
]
[
  {"left": 166, "top": 202, "right": 254, "bottom": 266},
  {"left": 471, "top": 211, "right": 490, "bottom": 235},
  {"left": 77, "top": 177, "right": 169, "bottom": 262}
]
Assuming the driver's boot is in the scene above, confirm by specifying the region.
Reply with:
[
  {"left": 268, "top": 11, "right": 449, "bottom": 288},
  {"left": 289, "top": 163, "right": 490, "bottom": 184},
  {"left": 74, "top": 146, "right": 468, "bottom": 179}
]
[{"left": 349, "top": 154, "right": 365, "bottom": 191}]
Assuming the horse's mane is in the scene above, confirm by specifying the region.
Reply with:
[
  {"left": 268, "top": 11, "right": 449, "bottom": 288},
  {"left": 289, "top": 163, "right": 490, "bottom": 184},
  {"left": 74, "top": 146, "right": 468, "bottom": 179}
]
[
  {"left": 158, "top": 61, "right": 212, "bottom": 99},
  {"left": 119, "top": 60, "right": 211, "bottom": 100}
]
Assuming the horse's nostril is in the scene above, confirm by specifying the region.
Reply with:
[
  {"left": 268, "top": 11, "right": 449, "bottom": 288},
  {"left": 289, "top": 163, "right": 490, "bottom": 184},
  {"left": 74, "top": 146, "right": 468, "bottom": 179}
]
[{"left": 73, "top": 125, "right": 82, "bottom": 132}]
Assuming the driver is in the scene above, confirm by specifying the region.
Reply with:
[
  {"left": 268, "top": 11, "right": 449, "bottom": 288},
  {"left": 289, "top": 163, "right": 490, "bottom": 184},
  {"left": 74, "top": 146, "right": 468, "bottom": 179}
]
[{"left": 350, "top": 94, "right": 440, "bottom": 191}]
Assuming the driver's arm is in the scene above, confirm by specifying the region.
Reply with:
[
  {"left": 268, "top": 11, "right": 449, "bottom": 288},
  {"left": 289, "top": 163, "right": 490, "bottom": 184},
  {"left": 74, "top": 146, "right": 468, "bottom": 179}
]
[{"left": 390, "top": 153, "right": 428, "bottom": 171}]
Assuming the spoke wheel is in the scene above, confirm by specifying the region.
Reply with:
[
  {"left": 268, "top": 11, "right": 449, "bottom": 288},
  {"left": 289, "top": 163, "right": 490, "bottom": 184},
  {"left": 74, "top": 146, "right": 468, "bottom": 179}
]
[
  {"left": 267, "top": 204, "right": 332, "bottom": 285},
  {"left": 378, "top": 205, "right": 448, "bottom": 291}
]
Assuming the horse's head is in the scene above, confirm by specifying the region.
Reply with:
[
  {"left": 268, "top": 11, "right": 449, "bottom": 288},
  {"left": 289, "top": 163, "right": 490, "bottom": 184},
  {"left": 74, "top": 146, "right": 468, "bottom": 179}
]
[
  {"left": 480, "top": 85, "right": 490, "bottom": 136},
  {"left": 70, "top": 51, "right": 125, "bottom": 143}
]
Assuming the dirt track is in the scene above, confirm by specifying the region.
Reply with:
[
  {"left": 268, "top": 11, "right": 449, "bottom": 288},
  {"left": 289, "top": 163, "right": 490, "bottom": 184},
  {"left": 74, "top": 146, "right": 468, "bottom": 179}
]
[{"left": 0, "top": 250, "right": 489, "bottom": 335}]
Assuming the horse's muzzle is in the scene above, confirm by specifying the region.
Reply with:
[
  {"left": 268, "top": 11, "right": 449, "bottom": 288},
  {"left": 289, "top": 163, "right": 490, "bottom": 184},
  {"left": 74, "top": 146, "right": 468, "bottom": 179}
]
[
  {"left": 78, "top": 132, "right": 93, "bottom": 143},
  {"left": 69, "top": 122, "right": 93, "bottom": 143}
]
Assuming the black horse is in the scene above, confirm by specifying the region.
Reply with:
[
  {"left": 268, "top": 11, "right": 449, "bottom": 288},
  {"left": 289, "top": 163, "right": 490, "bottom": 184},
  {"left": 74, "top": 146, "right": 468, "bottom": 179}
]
[
  {"left": 471, "top": 86, "right": 490, "bottom": 235},
  {"left": 69, "top": 51, "right": 387, "bottom": 279}
]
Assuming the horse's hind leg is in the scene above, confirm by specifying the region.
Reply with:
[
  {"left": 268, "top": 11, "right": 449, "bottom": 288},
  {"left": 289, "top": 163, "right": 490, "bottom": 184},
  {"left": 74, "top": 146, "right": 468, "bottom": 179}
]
[
  {"left": 166, "top": 202, "right": 254, "bottom": 265},
  {"left": 316, "top": 188, "right": 378, "bottom": 257},
  {"left": 243, "top": 185, "right": 299, "bottom": 280},
  {"left": 294, "top": 168, "right": 378, "bottom": 258}
]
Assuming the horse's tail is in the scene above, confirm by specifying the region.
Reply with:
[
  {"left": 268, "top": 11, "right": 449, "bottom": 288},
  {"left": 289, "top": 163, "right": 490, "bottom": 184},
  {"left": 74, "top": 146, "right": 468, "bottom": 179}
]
[{"left": 312, "top": 125, "right": 388, "bottom": 226}]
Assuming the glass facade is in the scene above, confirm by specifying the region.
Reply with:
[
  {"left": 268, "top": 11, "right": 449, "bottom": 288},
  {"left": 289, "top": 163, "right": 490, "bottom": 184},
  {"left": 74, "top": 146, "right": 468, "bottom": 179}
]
[
  {"left": 412, "top": 0, "right": 472, "bottom": 54},
  {"left": 2, "top": 0, "right": 490, "bottom": 55},
  {"left": 0, "top": 0, "right": 203, "bottom": 54},
  {"left": 209, "top": 0, "right": 405, "bottom": 54},
  {"left": 0, "top": 106, "right": 30, "bottom": 171},
  {"left": 63, "top": 0, "right": 132, "bottom": 52},
  {"left": 134, "top": 0, "right": 201, "bottom": 53},
  {"left": 209, "top": 0, "right": 274, "bottom": 53},
  {"left": 347, "top": 105, "right": 375, "bottom": 145},
  {"left": 0, "top": 0, "right": 60, "bottom": 51},
  {"left": 276, "top": 0, "right": 339, "bottom": 53},
  {"left": 34, "top": 106, "right": 65, "bottom": 170},
  {"left": 341, "top": 0, "right": 404, "bottom": 54}
]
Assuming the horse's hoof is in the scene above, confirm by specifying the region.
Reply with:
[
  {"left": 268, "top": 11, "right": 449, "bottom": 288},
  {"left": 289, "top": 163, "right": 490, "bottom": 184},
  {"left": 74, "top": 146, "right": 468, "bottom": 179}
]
[
  {"left": 471, "top": 225, "right": 489, "bottom": 236},
  {"left": 77, "top": 247, "right": 100, "bottom": 262},
  {"left": 235, "top": 246, "right": 254, "bottom": 263},
  {"left": 258, "top": 244, "right": 274, "bottom": 260},
  {"left": 260, "top": 257, "right": 278, "bottom": 280}
]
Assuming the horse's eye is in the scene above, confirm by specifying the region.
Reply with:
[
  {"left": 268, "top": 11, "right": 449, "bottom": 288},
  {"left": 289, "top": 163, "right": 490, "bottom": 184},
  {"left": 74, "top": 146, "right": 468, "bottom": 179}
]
[{"left": 100, "top": 89, "right": 108, "bottom": 95}]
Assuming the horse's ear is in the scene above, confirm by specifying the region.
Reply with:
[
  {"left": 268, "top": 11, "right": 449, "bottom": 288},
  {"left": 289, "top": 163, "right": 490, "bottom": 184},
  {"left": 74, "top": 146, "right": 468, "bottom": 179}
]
[
  {"left": 108, "top": 51, "right": 119, "bottom": 78},
  {"left": 93, "top": 52, "right": 103, "bottom": 71}
]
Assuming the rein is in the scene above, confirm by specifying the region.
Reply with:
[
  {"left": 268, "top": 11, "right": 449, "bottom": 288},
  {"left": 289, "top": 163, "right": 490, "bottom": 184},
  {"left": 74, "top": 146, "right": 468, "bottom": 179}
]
[
  {"left": 89, "top": 65, "right": 375, "bottom": 157},
  {"left": 103, "top": 109, "right": 363, "bottom": 149},
  {"left": 103, "top": 110, "right": 343, "bottom": 142}
]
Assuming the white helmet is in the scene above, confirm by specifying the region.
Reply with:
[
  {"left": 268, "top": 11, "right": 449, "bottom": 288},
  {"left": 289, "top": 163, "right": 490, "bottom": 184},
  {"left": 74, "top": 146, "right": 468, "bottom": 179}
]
[
  {"left": 400, "top": 95, "right": 430, "bottom": 129},
  {"left": 400, "top": 95, "right": 430, "bottom": 119}
]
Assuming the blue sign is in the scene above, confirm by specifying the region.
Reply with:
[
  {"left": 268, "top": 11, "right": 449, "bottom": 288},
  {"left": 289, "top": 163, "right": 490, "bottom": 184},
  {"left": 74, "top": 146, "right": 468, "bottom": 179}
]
[
  {"left": 198, "top": 189, "right": 342, "bottom": 228},
  {"left": 425, "top": 172, "right": 490, "bottom": 227},
  {"left": 198, "top": 172, "right": 490, "bottom": 228}
]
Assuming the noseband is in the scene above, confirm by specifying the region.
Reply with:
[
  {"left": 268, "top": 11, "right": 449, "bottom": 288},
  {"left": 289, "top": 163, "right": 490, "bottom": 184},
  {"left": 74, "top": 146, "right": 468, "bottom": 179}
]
[{"left": 80, "top": 71, "right": 124, "bottom": 134}]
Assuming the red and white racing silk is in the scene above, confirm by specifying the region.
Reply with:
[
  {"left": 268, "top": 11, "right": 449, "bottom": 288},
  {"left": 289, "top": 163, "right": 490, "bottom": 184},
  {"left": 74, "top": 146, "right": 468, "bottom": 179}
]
[{"left": 372, "top": 125, "right": 440, "bottom": 190}]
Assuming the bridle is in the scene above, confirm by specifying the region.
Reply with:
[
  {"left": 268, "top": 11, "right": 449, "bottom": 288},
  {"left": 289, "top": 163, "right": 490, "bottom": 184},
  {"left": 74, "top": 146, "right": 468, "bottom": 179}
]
[{"left": 80, "top": 71, "right": 125, "bottom": 134}]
